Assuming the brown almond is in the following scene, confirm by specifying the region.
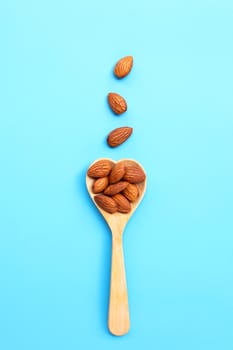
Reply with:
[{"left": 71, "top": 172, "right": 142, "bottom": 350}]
[
  {"left": 87, "top": 159, "right": 112, "bottom": 178},
  {"left": 109, "top": 162, "right": 125, "bottom": 184},
  {"left": 108, "top": 93, "right": 127, "bottom": 115},
  {"left": 114, "top": 56, "right": 133, "bottom": 79},
  {"left": 104, "top": 181, "right": 129, "bottom": 196},
  {"left": 112, "top": 194, "right": 131, "bottom": 213},
  {"left": 123, "top": 165, "right": 146, "bottom": 183},
  {"left": 92, "top": 177, "right": 109, "bottom": 193},
  {"left": 122, "top": 183, "right": 139, "bottom": 202},
  {"left": 94, "top": 195, "right": 117, "bottom": 214},
  {"left": 107, "top": 127, "right": 133, "bottom": 148}
]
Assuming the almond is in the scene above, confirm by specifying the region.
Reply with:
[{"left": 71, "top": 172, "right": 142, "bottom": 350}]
[
  {"left": 109, "top": 162, "right": 125, "bottom": 184},
  {"left": 114, "top": 56, "right": 133, "bottom": 79},
  {"left": 87, "top": 159, "right": 112, "bottom": 178},
  {"left": 94, "top": 195, "right": 117, "bottom": 214},
  {"left": 122, "top": 183, "right": 139, "bottom": 202},
  {"left": 108, "top": 93, "right": 127, "bottom": 115},
  {"left": 123, "top": 165, "right": 146, "bottom": 183},
  {"left": 107, "top": 127, "right": 133, "bottom": 148},
  {"left": 112, "top": 194, "right": 131, "bottom": 213},
  {"left": 104, "top": 181, "right": 129, "bottom": 196},
  {"left": 93, "top": 176, "right": 109, "bottom": 193}
]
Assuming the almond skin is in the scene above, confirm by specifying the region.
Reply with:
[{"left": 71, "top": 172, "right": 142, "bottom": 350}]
[
  {"left": 123, "top": 165, "right": 146, "bottom": 183},
  {"left": 112, "top": 194, "right": 131, "bottom": 213},
  {"left": 108, "top": 93, "right": 127, "bottom": 115},
  {"left": 109, "top": 162, "right": 125, "bottom": 184},
  {"left": 87, "top": 160, "right": 112, "bottom": 178},
  {"left": 122, "top": 183, "right": 139, "bottom": 202},
  {"left": 114, "top": 56, "right": 133, "bottom": 79},
  {"left": 94, "top": 195, "right": 117, "bottom": 214},
  {"left": 104, "top": 181, "right": 129, "bottom": 196},
  {"left": 107, "top": 127, "right": 133, "bottom": 148},
  {"left": 92, "top": 176, "right": 109, "bottom": 194}
]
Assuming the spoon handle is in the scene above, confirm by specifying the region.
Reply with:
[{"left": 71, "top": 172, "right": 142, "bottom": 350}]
[{"left": 108, "top": 233, "right": 130, "bottom": 336}]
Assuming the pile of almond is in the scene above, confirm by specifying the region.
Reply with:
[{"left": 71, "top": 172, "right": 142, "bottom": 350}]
[{"left": 87, "top": 159, "right": 145, "bottom": 214}]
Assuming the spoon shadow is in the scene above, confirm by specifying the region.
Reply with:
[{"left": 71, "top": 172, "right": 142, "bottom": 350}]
[{"left": 75, "top": 168, "right": 112, "bottom": 335}]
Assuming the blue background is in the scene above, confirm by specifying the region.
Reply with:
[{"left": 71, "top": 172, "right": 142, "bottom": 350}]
[{"left": 0, "top": 0, "right": 233, "bottom": 349}]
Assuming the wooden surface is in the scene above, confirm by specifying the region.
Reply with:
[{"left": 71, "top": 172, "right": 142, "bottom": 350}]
[{"left": 86, "top": 158, "right": 147, "bottom": 336}]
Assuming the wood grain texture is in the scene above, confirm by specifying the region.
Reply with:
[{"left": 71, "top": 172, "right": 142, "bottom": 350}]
[
  {"left": 108, "top": 232, "right": 130, "bottom": 336},
  {"left": 86, "top": 158, "right": 147, "bottom": 336}
]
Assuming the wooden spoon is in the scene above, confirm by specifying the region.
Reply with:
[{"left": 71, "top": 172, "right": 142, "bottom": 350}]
[{"left": 86, "top": 158, "right": 147, "bottom": 336}]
